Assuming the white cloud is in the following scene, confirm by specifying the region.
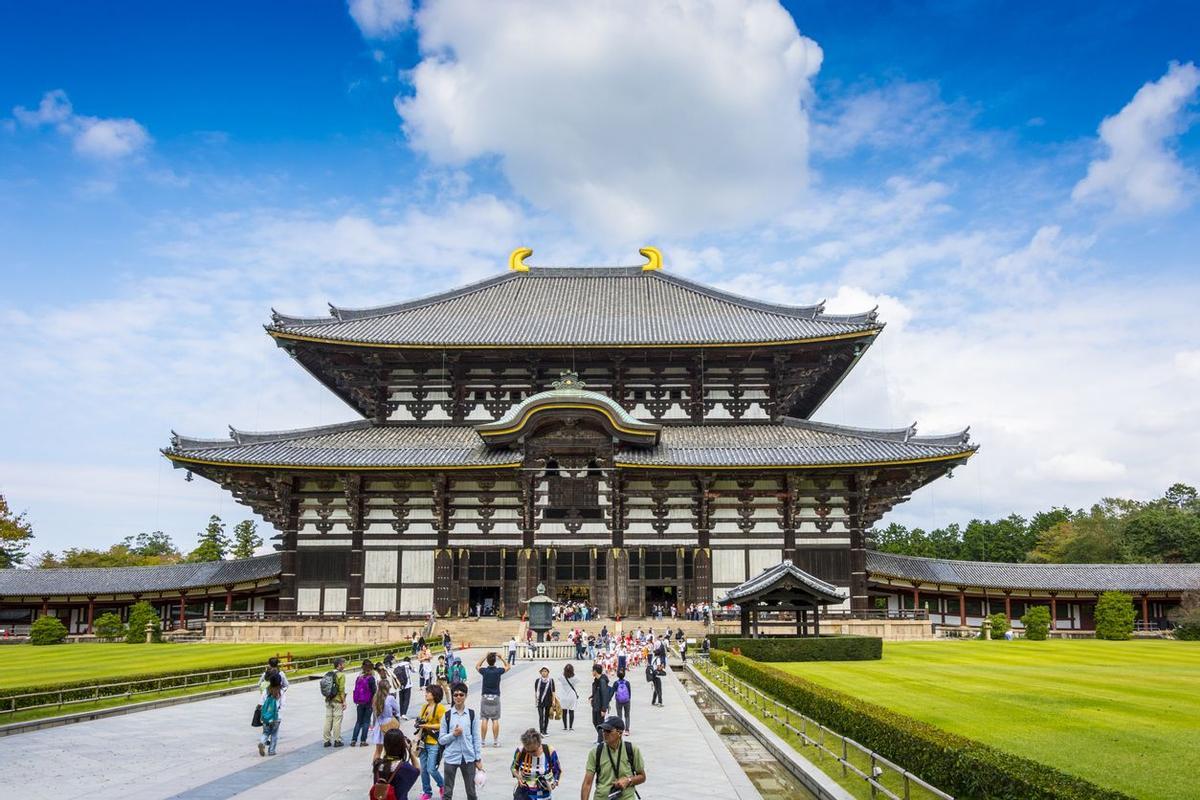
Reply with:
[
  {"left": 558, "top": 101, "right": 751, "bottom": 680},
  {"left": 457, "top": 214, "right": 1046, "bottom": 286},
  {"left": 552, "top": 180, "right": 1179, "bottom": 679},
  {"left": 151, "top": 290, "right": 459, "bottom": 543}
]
[
  {"left": 397, "top": 0, "right": 823, "bottom": 241},
  {"left": 347, "top": 0, "right": 412, "bottom": 38},
  {"left": 812, "top": 81, "right": 973, "bottom": 160},
  {"left": 11, "top": 89, "right": 151, "bottom": 160},
  {"left": 1034, "top": 453, "right": 1128, "bottom": 483},
  {"left": 1071, "top": 61, "right": 1200, "bottom": 215}
]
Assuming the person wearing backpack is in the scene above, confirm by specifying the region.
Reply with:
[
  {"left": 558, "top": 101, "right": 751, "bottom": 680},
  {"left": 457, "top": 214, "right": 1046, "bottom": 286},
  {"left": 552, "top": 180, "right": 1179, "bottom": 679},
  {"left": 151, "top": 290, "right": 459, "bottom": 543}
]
[
  {"left": 371, "top": 728, "right": 421, "bottom": 800},
  {"left": 580, "top": 717, "right": 645, "bottom": 800},
  {"left": 448, "top": 656, "right": 468, "bottom": 685},
  {"left": 511, "top": 728, "right": 561, "bottom": 799},
  {"left": 394, "top": 656, "right": 415, "bottom": 720},
  {"left": 533, "top": 666, "right": 556, "bottom": 736},
  {"left": 257, "top": 671, "right": 284, "bottom": 756},
  {"left": 437, "top": 681, "right": 482, "bottom": 800},
  {"left": 320, "top": 657, "right": 347, "bottom": 747},
  {"left": 611, "top": 670, "right": 632, "bottom": 734},
  {"left": 646, "top": 657, "right": 663, "bottom": 707},
  {"left": 351, "top": 659, "right": 378, "bottom": 747}
]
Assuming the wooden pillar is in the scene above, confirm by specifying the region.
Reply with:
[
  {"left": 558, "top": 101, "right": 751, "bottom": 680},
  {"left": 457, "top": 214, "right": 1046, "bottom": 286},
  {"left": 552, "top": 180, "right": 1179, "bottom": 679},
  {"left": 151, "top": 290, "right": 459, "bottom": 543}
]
[
  {"left": 959, "top": 589, "right": 967, "bottom": 627},
  {"left": 178, "top": 593, "right": 187, "bottom": 629},
  {"left": 86, "top": 597, "right": 95, "bottom": 634},
  {"left": 1004, "top": 591, "right": 1012, "bottom": 623},
  {"left": 813, "top": 602, "right": 821, "bottom": 637},
  {"left": 1141, "top": 594, "right": 1150, "bottom": 628},
  {"left": 1050, "top": 594, "right": 1058, "bottom": 631},
  {"left": 912, "top": 585, "right": 920, "bottom": 617},
  {"left": 739, "top": 604, "right": 750, "bottom": 636},
  {"left": 225, "top": 586, "right": 234, "bottom": 614}
]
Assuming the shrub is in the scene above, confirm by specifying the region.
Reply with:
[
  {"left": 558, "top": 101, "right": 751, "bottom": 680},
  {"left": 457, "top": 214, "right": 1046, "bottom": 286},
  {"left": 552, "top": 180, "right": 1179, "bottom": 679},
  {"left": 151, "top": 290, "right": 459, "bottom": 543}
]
[
  {"left": 987, "top": 612, "right": 1010, "bottom": 639},
  {"left": 711, "top": 650, "right": 1133, "bottom": 800},
  {"left": 703, "top": 635, "right": 881, "bottom": 662},
  {"left": 124, "top": 601, "right": 162, "bottom": 644},
  {"left": 1094, "top": 591, "right": 1137, "bottom": 640},
  {"left": 30, "top": 615, "right": 68, "bottom": 646},
  {"left": 1172, "top": 610, "right": 1200, "bottom": 641},
  {"left": 93, "top": 612, "right": 126, "bottom": 641},
  {"left": 1021, "top": 606, "right": 1051, "bottom": 640}
]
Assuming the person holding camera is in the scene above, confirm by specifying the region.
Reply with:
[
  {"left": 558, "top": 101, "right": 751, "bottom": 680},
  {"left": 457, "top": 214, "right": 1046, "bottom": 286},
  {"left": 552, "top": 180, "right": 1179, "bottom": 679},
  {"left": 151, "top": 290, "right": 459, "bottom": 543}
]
[
  {"left": 512, "top": 728, "right": 561, "bottom": 799},
  {"left": 580, "top": 716, "right": 645, "bottom": 800}
]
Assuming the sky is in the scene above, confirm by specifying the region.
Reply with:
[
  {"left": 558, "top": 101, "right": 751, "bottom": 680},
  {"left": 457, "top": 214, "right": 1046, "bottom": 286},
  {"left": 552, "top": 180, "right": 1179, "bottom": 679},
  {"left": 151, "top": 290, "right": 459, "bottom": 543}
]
[{"left": 1, "top": 1, "right": 1198, "bottom": 557}]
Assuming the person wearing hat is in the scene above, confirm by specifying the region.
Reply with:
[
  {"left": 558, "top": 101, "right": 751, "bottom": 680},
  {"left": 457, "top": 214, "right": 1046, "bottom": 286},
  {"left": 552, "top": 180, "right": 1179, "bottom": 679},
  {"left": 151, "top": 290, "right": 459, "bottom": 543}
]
[{"left": 580, "top": 716, "right": 645, "bottom": 800}]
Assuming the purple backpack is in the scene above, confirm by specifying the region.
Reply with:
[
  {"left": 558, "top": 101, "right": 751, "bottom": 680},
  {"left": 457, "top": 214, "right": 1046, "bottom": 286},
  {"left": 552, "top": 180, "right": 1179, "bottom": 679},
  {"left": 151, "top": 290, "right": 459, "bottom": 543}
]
[
  {"left": 353, "top": 674, "right": 374, "bottom": 705},
  {"left": 614, "top": 679, "right": 631, "bottom": 704}
]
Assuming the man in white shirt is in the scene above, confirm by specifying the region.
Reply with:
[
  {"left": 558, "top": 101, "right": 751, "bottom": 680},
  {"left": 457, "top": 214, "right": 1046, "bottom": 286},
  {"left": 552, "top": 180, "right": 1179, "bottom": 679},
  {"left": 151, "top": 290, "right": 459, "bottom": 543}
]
[{"left": 439, "top": 681, "right": 483, "bottom": 800}]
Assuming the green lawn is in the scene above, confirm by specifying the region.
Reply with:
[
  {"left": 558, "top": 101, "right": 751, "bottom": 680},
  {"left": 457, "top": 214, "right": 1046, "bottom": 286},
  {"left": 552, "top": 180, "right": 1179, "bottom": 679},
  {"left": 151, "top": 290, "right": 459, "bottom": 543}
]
[
  {"left": 781, "top": 639, "right": 1200, "bottom": 800},
  {"left": 0, "top": 642, "right": 409, "bottom": 690}
]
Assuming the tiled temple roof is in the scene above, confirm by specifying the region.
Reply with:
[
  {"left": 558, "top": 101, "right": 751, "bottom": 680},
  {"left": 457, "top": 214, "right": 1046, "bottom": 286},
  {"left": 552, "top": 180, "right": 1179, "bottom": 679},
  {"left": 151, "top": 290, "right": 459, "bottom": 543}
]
[
  {"left": 165, "top": 418, "right": 975, "bottom": 470},
  {"left": 0, "top": 554, "right": 282, "bottom": 598},
  {"left": 865, "top": 551, "right": 1200, "bottom": 592},
  {"left": 719, "top": 559, "right": 848, "bottom": 605},
  {"left": 268, "top": 267, "right": 882, "bottom": 348}
]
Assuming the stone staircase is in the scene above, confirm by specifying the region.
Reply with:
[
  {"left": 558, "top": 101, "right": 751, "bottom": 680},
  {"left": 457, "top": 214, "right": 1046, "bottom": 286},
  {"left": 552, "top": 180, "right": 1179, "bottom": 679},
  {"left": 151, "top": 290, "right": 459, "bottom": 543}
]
[{"left": 437, "top": 616, "right": 712, "bottom": 647}]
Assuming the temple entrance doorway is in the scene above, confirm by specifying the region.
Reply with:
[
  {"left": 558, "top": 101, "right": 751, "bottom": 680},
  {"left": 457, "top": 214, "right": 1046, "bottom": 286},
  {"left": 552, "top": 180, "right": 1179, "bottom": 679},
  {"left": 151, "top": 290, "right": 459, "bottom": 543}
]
[
  {"left": 644, "top": 585, "right": 676, "bottom": 607},
  {"left": 468, "top": 586, "right": 500, "bottom": 617},
  {"left": 557, "top": 584, "right": 590, "bottom": 603}
]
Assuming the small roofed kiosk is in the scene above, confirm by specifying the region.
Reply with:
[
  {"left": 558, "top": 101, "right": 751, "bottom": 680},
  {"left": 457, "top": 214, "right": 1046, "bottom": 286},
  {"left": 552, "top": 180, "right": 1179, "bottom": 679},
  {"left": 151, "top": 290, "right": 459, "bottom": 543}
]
[
  {"left": 162, "top": 247, "right": 978, "bottom": 621},
  {"left": 720, "top": 560, "right": 848, "bottom": 637}
]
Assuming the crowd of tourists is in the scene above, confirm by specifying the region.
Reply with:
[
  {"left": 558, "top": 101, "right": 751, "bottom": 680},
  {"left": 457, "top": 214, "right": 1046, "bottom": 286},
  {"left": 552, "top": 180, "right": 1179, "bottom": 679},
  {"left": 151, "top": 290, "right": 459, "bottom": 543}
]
[
  {"left": 249, "top": 635, "right": 657, "bottom": 799},
  {"left": 647, "top": 601, "right": 714, "bottom": 623},
  {"left": 551, "top": 601, "right": 598, "bottom": 621}
]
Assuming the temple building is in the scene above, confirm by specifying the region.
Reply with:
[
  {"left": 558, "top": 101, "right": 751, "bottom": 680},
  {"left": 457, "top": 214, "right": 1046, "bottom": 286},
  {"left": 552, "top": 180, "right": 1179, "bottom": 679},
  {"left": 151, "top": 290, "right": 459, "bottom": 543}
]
[{"left": 160, "top": 248, "right": 977, "bottom": 619}]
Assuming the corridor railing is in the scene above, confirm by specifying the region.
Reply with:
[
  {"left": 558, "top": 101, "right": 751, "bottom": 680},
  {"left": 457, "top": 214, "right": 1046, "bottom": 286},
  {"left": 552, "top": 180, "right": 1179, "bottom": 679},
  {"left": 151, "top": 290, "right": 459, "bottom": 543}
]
[{"left": 693, "top": 658, "right": 953, "bottom": 800}]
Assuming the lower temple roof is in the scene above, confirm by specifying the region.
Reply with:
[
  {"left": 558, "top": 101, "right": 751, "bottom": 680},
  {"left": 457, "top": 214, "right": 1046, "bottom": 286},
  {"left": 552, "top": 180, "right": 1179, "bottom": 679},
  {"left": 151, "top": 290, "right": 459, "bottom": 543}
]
[
  {"left": 166, "top": 418, "right": 976, "bottom": 471},
  {"left": 0, "top": 553, "right": 282, "bottom": 598},
  {"left": 865, "top": 551, "right": 1200, "bottom": 593}
]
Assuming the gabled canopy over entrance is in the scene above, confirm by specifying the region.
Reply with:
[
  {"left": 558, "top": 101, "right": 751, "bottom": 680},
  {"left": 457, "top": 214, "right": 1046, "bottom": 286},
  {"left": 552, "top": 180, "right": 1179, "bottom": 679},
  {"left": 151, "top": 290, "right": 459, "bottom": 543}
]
[
  {"left": 474, "top": 371, "right": 662, "bottom": 447},
  {"left": 719, "top": 559, "right": 848, "bottom": 637}
]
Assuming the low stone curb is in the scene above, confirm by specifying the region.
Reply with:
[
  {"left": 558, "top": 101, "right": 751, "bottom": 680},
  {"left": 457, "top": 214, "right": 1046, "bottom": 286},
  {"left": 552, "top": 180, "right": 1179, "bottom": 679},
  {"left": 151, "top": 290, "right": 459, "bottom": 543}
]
[
  {"left": 0, "top": 674, "right": 318, "bottom": 738},
  {"left": 684, "top": 662, "right": 855, "bottom": 800}
]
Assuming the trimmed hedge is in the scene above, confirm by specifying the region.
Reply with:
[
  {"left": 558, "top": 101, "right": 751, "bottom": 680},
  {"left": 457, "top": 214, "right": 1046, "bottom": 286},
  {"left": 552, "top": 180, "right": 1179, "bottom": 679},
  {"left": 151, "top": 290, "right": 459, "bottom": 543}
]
[
  {"left": 712, "top": 650, "right": 1133, "bottom": 800},
  {"left": 704, "top": 634, "right": 881, "bottom": 662},
  {"left": 0, "top": 644, "right": 436, "bottom": 712},
  {"left": 29, "top": 616, "right": 68, "bottom": 646}
]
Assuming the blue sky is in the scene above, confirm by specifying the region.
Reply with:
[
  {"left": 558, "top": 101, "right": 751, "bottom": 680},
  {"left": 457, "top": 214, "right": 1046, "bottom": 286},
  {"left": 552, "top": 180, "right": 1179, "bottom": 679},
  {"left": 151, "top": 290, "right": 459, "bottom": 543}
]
[{"left": 1, "top": 1, "right": 1198, "bottom": 556}]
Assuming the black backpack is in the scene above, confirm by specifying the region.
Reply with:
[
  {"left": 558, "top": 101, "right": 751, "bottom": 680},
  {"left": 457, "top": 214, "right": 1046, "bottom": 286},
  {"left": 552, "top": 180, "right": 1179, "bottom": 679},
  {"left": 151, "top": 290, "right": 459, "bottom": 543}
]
[{"left": 439, "top": 707, "right": 476, "bottom": 766}]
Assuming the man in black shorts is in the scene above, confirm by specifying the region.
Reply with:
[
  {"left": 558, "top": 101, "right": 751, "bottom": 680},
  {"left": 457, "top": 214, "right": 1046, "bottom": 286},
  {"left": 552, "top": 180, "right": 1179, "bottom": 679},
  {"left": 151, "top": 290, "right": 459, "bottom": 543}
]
[{"left": 475, "top": 651, "right": 510, "bottom": 747}]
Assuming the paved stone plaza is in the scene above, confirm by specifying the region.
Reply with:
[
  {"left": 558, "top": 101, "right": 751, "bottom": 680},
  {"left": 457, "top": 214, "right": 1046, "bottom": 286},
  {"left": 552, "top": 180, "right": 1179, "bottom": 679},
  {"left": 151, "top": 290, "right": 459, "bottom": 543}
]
[{"left": 1, "top": 650, "right": 760, "bottom": 800}]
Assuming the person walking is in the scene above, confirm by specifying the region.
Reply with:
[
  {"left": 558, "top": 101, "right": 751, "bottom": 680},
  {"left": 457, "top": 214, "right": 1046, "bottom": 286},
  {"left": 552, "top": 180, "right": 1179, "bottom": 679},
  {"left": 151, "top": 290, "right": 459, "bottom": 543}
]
[
  {"left": 679, "top": 636, "right": 688, "bottom": 663},
  {"left": 438, "top": 681, "right": 483, "bottom": 800},
  {"left": 369, "top": 679, "right": 402, "bottom": 761},
  {"left": 372, "top": 729, "right": 421, "bottom": 799},
  {"left": 534, "top": 666, "right": 556, "bottom": 737},
  {"left": 558, "top": 663, "right": 579, "bottom": 731},
  {"left": 258, "top": 656, "right": 290, "bottom": 692},
  {"left": 508, "top": 635, "right": 519, "bottom": 664},
  {"left": 257, "top": 671, "right": 284, "bottom": 756},
  {"left": 587, "top": 664, "right": 610, "bottom": 744},
  {"left": 320, "top": 657, "right": 347, "bottom": 747},
  {"left": 442, "top": 629, "right": 453, "bottom": 655},
  {"left": 351, "top": 659, "right": 377, "bottom": 747},
  {"left": 646, "top": 656, "right": 663, "bottom": 707},
  {"left": 394, "top": 656, "right": 417, "bottom": 719},
  {"left": 415, "top": 684, "right": 447, "bottom": 800},
  {"left": 511, "top": 728, "right": 561, "bottom": 799},
  {"left": 611, "top": 670, "right": 632, "bottom": 733},
  {"left": 448, "top": 656, "right": 468, "bottom": 685},
  {"left": 476, "top": 651, "right": 510, "bottom": 747},
  {"left": 580, "top": 717, "right": 646, "bottom": 800},
  {"left": 436, "top": 654, "right": 449, "bottom": 693}
]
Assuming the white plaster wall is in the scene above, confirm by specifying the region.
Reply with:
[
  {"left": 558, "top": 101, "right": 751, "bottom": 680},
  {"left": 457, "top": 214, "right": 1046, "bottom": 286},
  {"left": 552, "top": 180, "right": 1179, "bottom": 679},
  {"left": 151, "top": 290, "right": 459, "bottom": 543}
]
[
  {"left": 323, "top": 587, "right": 347, "bottom": 613},
  {"left": 297, "top": 587, "right": 321, "bottom": 613},
  {"left": 749, "top": 549, "right": 783, "bottom": 576},
  {"left": 400, "top": 587, "right": 434, "bottom": 614},
  {"left": 713, "top": 549, "right": 746, "bottom": 584},
  {"left": 365, "top": 550, "right": 398, "bottom": 583},
  {"left": 401, "top": 550, "right": 435, "bottom": 583},
  {"left": 364, "top": 587, "right": 397, "bottom": 613}
]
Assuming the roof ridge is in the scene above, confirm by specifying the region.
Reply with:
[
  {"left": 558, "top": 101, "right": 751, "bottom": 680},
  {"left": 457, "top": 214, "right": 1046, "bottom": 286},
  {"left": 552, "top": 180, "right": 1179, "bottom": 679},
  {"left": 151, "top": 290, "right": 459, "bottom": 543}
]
[
  {"left": 787, "top": 417, "right": 972, "bottom": 448},
  {"left": 867, "top": 552, "right": 1200, "bottom": 570}
]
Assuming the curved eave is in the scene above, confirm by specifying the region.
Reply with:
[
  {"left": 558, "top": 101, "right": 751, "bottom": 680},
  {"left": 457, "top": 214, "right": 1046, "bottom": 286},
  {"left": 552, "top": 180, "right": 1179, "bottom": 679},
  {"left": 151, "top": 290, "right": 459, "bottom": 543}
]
[
  {"left": 266, "top": 327, "right": 881, "bottom": 350},
  {"left": 477, "top": 401, "right": 661, "bottom": 446},
  {"left": 163, "top": 452, "right": 522, "bottom": 472}
]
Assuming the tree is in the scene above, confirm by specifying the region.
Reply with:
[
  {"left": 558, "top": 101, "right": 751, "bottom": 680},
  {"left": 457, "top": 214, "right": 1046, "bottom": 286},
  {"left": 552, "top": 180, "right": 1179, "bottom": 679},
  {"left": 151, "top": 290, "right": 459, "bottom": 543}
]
[
  {"left": 30, "top": 615, "right": 68, "bottom": 645},
  {"left": 1021, "top": 606, "right": 1051, "bottom": 640},
  {"left": 123, "top": 531, "right": 181, "bottom": 559},
  {"left": 93, "top": 612, "right": 126, "bottom": 640},
  {"left": 986, "top": 612, "right": 1010, "bottom": 639},
  {"left": 124, "top": 601, "right": 162, "bottom": 644},
  {"left": 0, "top": 493, "right": 35, "bottom": 568},
  {"left": 960, "top": 515, "right": 1035, "bottom": 563},
  {"left": 1169, "top": 591, "right": 1200, "bottom": 641},
  {"left": 230, "top": 520, "right": 262, "bottom": 559},
  {"left": 33, "top": 533, "right": 182, "bottom": 569},
  {"left": 188, "top": 515, "right": 229, "bottom": 562},
  {"left": 1094, "top": 591, "right": 1137, "bottom": 640}
]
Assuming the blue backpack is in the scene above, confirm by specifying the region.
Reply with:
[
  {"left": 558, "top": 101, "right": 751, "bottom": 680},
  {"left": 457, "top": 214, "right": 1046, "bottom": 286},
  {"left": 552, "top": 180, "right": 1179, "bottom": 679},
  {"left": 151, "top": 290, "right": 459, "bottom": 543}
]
[{"left": 261, "top": 694, "right": 279, "bottom": 724}]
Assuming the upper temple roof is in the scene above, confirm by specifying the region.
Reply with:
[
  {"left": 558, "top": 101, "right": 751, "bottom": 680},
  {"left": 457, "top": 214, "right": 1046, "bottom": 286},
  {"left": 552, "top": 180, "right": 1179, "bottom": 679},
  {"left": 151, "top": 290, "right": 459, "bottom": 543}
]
[{"left": 267, "top": 266, "right": 882, "bottom": 348}]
